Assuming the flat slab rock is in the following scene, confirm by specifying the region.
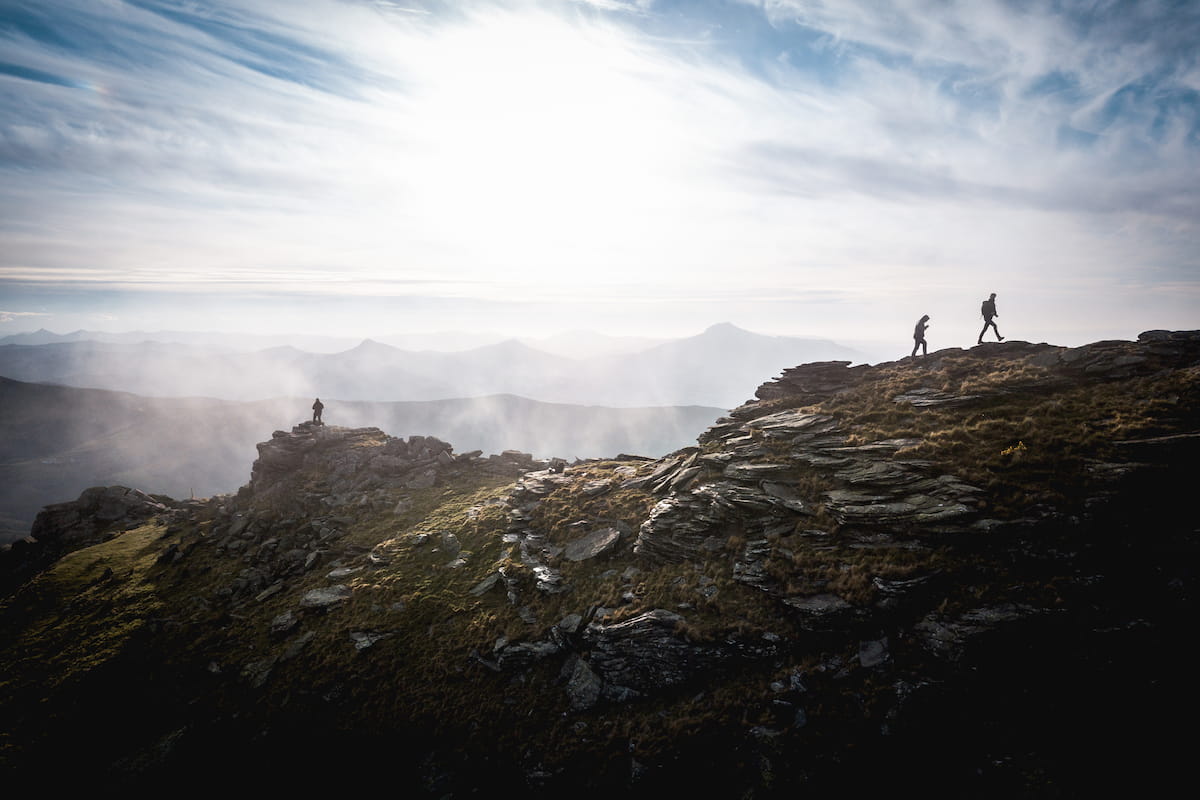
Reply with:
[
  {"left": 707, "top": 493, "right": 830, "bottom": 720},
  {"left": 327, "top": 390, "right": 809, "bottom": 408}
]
[
  {"left": 300, "top": 584, "right": 351, "bottom": 608},
  {"left": 783, "top": 593, "right": 853, "bottom": 615},
  {"left": 563, "top": 526, "right": 623, "bottom": 562}
]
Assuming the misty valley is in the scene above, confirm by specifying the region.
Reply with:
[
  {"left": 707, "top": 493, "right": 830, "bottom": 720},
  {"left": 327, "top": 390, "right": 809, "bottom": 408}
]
[{"left": 0, "top": 324, "right": 858, "bottom": 541}]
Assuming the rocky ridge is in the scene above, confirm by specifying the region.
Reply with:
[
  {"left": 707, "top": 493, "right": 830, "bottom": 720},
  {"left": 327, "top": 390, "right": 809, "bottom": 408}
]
[{"left": 2, "top": 331, "right": 1199, "bottom": 796}]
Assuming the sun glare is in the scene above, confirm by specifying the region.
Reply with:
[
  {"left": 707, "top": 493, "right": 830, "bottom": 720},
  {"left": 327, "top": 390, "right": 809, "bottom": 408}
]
[{"left": 395, "top": 12, "right": 689, "bottom": 277}]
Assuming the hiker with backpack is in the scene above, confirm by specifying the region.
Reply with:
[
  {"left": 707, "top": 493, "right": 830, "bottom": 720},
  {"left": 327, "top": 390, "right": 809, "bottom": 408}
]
[
  {"left": 978, "top": 293, "right": 1004, "bottom": 344},
  {"left": 912, "top": 314, "right": 930, "bottom": 357}
]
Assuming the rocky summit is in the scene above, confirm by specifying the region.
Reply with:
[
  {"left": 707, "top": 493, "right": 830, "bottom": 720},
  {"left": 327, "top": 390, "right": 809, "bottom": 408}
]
[{"left": 2, "top": 331, "right": 1199, "bottom": 796}]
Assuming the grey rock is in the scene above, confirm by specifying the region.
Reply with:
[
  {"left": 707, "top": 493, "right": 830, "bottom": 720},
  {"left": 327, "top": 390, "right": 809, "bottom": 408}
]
[
  {"left": 585, "top": 609, "right": 700, "bottom": 692},
  {"left": 732, "top": 538, "right": 775, "bottom": 591},
  {"left": 760, "top": 481, "right": 809, "bottom": 513},
  {"left": 269, "top": 610, "right": 298, "bottom": 634},
  {"left": 872, "top": 573, "right": 938, "bottom": 598},
  {"left": 892, "top": 387, "right": 981, "bottom": 407},
  {"left": 350, "top": 631, "right": 389, "bottom": 651},
  {"left": 300, "top": 584, "right": 351, "bottom": 608},
  {"left": 915, "top": 603, "right": 1041, "bottom": 661},
  {"left": 439, "top": 530, "right": 461, "bottom": 557},
  {"left": 563, "top": 526, "right": 622, "bottom": 562},
  {"left": 859, "top": 637, "right": 890, "bottom": 667},
  {"left": 496, "top": 640, "right": 560, "bottom": 669},
  {"left": 582, "top": 480, "right": 612, "bottom": 496},
  {"left": 669, "top": 465, "right": 703, "bottom": 492},
  {"left": 255, "top": 582, "right": 284, "bottom": 602},
  {"left": 532, "top": 564, "right": 565, "bottom": 593},
  {"left": 240, "top": 657, "right": 276, "bottom": 689},
  {"left": 405, "top": 470, "right": 438, "bottom": 489},
  {"left": 783, "top": 593, "right": 853, "bottom": 616},
  {"left": 280, "top": 631, "right": 315, "bottom": 662},
  {"left": 723, "top": 462, "right": 791, "bottom": 481},
  {"left": 565, "top": 657, "right": 604, "bottom": 710}
]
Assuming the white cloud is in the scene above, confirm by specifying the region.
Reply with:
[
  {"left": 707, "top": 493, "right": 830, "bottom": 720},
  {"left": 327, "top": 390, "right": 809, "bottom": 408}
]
[
  {"left": 0, "top": 310, "right": 49, "bottom": 323},
  {"left": 0, "top": 0, "right": 1196, "bottom": 345}
]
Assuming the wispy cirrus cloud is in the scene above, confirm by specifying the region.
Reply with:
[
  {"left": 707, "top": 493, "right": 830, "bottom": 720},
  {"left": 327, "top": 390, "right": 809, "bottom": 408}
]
[
  {"left": 0, "top": 309, "right": 49, "bottom": 323},
  {"left": 0, "top": 0, "right": 1196, "bottom": 344}
]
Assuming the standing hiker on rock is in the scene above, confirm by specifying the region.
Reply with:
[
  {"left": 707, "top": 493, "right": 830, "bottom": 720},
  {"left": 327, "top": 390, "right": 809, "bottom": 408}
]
[
  {"left": 312, "top": 397, "right": 324, "bottom": 424},
  {"left": 911, "top": 314, "right": 930, "bottom": 357},
  {"left": 978, "top": 293, "right": 1004, "bottom": 344}
]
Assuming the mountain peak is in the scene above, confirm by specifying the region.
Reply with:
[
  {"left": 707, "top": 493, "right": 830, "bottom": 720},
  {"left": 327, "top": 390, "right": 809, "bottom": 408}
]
[
  {"left": 346, "top": 338, "right": 397, "bottom": 354},
  {"left": 474, "top": 338, "right": 545, "bottom": 356},
  {"left": 701, "top": 322, "right": 749, "bottom": 336}
]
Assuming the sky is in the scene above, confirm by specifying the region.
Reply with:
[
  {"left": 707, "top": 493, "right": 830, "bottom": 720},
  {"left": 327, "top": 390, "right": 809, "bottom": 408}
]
[{"left": 1, "top": 0, "right": 1198, "bottom": 352}]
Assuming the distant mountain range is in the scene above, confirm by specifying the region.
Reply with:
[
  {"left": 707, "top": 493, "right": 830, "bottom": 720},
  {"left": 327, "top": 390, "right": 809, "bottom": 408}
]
[
  {"left": 0, "top": 327, "right": 667, "bottom": 357},
  {"left": 0, "top": 376, "right": 722, "bottom": 543},
  {"left": 0, "top": 322, "right": 865, "bottom": 408}
]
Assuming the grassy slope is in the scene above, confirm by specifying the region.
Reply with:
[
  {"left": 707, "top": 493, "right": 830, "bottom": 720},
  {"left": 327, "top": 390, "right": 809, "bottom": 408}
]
[{"left": 1, "top": 340, "right": 1198, "bottom": 793}]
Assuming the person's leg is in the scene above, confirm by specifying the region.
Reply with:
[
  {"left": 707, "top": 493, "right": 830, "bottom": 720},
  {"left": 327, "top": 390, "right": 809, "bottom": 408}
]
[{"left": 912, "top": 340, "right": 919, "bottom": 357}]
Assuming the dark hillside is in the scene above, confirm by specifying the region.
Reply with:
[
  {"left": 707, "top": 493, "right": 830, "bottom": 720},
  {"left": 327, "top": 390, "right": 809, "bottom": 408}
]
[
  {"left": 0, "top": 378, "right": 720, "bottom": 542},
  {"left": 1, "top": 331, "right": 1197, "bottom": 795}
]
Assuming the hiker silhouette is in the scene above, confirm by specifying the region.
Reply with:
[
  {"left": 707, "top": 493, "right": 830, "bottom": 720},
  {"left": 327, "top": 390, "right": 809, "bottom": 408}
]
[
  {"left": 912, "top": 314, "right": 930, "bottom": 357},
  {"left": 978, "top": 293, "right": 1004, "bottom": 344},
  {"left": 312, "top": 397, "right": 324, "bottom": 424}
]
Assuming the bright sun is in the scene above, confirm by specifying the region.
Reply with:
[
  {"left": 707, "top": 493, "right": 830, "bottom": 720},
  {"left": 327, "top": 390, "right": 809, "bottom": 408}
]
[{"left": 394, "top": 12, "right": 694, "bottom": 279}]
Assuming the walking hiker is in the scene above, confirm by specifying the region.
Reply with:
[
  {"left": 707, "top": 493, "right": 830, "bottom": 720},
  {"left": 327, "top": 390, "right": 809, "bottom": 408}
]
[
  {"left": 312, "top": 397, "right": 324, "bottom": 424},
  {"left": 978, "top": 293, "right": 1004, "bottom": 344},
  {"left": 912, "top": 314, "right": 930, "bottom": 357}
]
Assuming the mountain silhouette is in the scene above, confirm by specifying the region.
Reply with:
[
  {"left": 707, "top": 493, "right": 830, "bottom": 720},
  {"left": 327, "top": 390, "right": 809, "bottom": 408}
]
[{"left": 0, "top": 324, "right": 866, "bottom": 407}]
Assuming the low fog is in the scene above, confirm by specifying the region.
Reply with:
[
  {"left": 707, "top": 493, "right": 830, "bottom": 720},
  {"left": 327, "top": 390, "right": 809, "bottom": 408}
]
[
  {"left": 0, "top": 324, "right": 869, "bottom": 543},
  {"left": 0, "top": 323, "right": 867, "bottom": 409},
  {"left": 0, "top": 377, "right": 721, "bottom": 544}
]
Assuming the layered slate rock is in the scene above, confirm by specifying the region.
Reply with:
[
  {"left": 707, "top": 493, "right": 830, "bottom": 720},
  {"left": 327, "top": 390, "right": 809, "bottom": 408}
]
[
  {"left": 248, "top": 424, "right": 466, "bottom": 513},
  {"left": 562, "top": 608, "right": 782, "bottom": 709},
  {"left": 753, "top": 360, "right": 870, "bottom": 404},
  {"left": 5, "top": 330, "right": 1200, "bottom": 797},
  {"left": 30, "top": 485, "right": 171, "bottom": 546},
  {"left": 1, "top": 486, "right": 176, "bottom": 597},
  {"left": 636, "top": 408, "right": 983, "bottom": 566},
  {"left": 563, "top": 526, "right": 623, "bottom": 562},
  {"left": 636, "top": 330, "right": 1200, "bottom": 640}
]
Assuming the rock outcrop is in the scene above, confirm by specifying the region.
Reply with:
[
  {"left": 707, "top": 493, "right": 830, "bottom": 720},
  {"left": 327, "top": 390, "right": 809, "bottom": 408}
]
[
  {"left": 1, "top": 485, "right": 178, "bottom": 597},
  {"left": 246, "top": 423, "right": 480, "bottom": 513},
  {"left": 2, "top": 330, "right": 1198, "bottom": 797}
]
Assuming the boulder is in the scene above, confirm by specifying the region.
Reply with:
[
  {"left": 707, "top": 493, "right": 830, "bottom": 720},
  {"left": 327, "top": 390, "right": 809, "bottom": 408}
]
[
  {"left": 564, "top": 656, "right": 604, "bottom": 710},
  {"left": 300, "top": 584, "right": 351, "bottom": 608},
  {"left": 563, "top": 527, "right": 623, "bottom": 562}
]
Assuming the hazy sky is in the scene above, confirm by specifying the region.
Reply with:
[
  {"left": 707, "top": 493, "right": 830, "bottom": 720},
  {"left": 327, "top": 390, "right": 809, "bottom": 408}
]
[{"left": 1, "top": 0, "right": 1197, "bottom": 349}]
